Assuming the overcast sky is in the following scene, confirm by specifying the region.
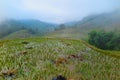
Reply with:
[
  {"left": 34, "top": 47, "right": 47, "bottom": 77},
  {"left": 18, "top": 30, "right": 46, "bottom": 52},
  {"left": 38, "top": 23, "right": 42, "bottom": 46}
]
[{"left": 0, "top": 0, "right": 120, "bottom": 23}]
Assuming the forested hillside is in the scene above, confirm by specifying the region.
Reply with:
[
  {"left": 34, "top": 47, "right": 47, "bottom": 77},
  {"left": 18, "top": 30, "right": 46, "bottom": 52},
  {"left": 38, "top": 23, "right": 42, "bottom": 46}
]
[{"left": 0, "top": 19, "right": 57, "bottom": 39}]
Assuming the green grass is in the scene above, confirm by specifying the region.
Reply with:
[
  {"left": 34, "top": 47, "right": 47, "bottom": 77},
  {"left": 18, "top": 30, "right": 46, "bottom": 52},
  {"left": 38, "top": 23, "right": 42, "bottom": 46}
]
[
  {"left": 0, "top": 38, "right": 120, "bottom": 80},
  {"left": 45, "top": 27, "right": 89, "bottom": 39},
  {"left": 75, "top": 39, "right": 120, "bottom": 58},
  {"left": 2, "top": 30, "right": 33, "bottom": 40}
]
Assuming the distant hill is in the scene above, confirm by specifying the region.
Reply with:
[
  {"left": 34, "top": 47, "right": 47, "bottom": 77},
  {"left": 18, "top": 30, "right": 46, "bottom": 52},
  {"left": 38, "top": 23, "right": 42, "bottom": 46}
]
[
  {"left": 0, "top": 19, "right": 57, "bottom": 39},
  {"left": 1, "top": 10, "right": 120, "bottom": 39},
  {"left": 3, "top": 30, "right": 33, "bottom": 39},
  {"left": 75, "top": 10, "right": 120, "bottom": 31},
  {"left": 47, "top": 10, "right": 120, "bottom": 39}
]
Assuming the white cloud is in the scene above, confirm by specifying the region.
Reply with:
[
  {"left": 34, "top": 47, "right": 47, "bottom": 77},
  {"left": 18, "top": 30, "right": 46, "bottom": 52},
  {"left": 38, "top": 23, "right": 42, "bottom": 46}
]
[
  {"left": 0, "top": 7, "right": 6, "bottom": 22},
  {"left": 0, "top": 0, "right": 119, "bottom": 23},
  {"left": 19, "top": 0, "right": 71, "bottom": 23},
  {"left": 21, "top": 0, "right": 67, "bottom": 16}
]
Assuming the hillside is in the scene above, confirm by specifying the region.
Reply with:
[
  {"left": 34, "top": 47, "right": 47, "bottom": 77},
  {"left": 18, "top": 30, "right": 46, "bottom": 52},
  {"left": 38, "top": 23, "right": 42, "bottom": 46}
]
[
  {"left": 0, "top": 19, "right": 57, "bottom": 39},
  {"left": 3, "top": 30, "right": 33, "bottom": 39},
  {"left": 47, "top": 10, "right": 120, "bottom": 39},
  {"left": 0, "top": 38, "right": 120, "bottom": 80}
]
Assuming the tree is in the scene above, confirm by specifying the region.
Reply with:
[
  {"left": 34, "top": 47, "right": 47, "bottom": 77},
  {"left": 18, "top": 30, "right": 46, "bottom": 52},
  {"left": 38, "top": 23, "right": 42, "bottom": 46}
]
[
  {"left": 88, "top": 30, "right": 97, "bottom": 45},
  {"left": 88, "top": 30, "right": 120, "bottom": 50},
  {"left": 54, "top": 24, "right": 66, "bottom": 31}
]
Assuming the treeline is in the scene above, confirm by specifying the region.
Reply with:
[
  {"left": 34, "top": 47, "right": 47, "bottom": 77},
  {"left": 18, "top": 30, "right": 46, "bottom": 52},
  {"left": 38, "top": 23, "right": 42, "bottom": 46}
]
[
  {"left": 54, "top": 24, "right": 66, "bottom": 31},
  {"left": 88, "top": 30, "right": 120, "bottom": 51}
]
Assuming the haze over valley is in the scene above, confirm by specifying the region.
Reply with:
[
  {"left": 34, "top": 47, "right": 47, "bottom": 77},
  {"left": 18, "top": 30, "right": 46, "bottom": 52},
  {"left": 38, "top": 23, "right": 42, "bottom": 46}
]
[{"left": 0, "top": 0, "right": 120, "bottom": 80}]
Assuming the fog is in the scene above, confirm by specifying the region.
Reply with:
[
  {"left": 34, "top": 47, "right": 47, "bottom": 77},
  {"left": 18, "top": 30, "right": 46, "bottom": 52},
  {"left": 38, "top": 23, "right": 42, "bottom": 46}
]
[{"left": 0, "top": 0, "right": 120, "bottom": 23}]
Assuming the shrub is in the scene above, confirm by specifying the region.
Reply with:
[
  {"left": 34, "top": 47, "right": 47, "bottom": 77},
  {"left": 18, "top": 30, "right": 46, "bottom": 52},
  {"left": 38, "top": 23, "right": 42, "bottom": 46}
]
[{"left": 88, "top": 30, "right": 120, "bottom": 50}]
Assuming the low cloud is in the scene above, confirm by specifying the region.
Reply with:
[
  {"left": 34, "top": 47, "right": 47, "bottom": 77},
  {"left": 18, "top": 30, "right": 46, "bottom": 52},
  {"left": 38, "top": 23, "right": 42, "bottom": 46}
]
[{"left": 0, "top": 0, "right": 120, "bottom": 23}]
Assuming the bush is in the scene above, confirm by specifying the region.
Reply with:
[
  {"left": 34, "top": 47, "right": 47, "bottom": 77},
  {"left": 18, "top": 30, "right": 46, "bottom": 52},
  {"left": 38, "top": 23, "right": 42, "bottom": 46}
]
[{"left": 88, "top": 30, "right": 120, "bottom": 50}]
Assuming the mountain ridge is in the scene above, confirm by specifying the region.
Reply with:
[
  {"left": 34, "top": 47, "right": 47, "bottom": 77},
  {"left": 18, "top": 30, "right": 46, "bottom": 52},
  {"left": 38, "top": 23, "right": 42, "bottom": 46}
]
[
  {"left": 47, "top": 10, "right": 120, "bottom": 39},
  {"left": 0, "top": 19, "right": 58, "bottom": 39}
]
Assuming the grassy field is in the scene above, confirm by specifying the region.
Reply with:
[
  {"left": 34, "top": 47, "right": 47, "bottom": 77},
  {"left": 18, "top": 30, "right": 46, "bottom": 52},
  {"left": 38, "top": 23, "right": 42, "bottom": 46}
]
[{"left": 0, "top": 38, "right": 120, "bottom": 80}]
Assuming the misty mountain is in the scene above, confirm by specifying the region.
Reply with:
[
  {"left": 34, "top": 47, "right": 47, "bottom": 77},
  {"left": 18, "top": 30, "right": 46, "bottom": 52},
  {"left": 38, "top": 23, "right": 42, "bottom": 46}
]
[
  {"left": 3, "top": 30, "right": 33, "bottom": 39},
  {"left": 48, "top": 10, "right": 120, "bottom": 39},
  {"left": 75, "top": 10, "right": 120, "bottom": 31},
  {"left": 0, "top": 19, "right": 57, "bottom": 39}
]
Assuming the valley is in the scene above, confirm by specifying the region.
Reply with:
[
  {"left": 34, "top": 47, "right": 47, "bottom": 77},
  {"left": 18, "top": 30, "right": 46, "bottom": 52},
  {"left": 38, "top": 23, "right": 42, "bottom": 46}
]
[{"left": 0, "top": 8, "right": 120, "bottom": 80}]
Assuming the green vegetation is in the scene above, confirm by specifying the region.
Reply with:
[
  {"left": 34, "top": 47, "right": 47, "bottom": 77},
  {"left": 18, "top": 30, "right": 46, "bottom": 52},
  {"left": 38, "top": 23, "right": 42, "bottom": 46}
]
[
  {"left": 0, "top": 19, "right": 56, "bottom": 39},
  {"left": 0, "top": 10, "right": 120, "bottom": 80},
  {"left": 54, "top": 24, "right": 66, "bottom": 31},
  {"left": 1, "top": 11, "right": 120, "bottom": 40},
  {"left": 88, "top": 30, "right": 120, "bottom": 50},
  {"left": 3, "top": 30, "right": 33, "bottom": 39},
  {"left": 0, "top": 38, "right": 120, "bottom": 80},
  {"left": 47, "top": 10, "right": 120, "bottom": 39}
]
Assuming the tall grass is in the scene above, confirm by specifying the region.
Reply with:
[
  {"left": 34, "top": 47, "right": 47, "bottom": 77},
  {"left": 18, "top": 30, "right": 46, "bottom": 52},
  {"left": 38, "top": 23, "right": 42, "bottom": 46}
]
[{"left": 0, "top": 38, "right": 120, "bottom": 80}]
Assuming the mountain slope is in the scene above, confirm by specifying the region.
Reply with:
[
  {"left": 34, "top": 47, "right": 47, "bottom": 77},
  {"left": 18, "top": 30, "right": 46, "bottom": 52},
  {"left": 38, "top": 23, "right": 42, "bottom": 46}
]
[
  {"left": 75, "top": 10, "right": 120, "bottom": 31},
  {"left": 47, "top": 10, "right": 120, "bottom": 39},
  {"left": 3, "top": 30, "right": 33, "bottom": 39},
  {"left": 0, "top": 38, "right": 120, "bottom": 80},
  {"left": 18, "top": 20, "right": 57, "bottom": 35},
  {"left": 0, "top": 19, "right": 57, "bottom": 39}
]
